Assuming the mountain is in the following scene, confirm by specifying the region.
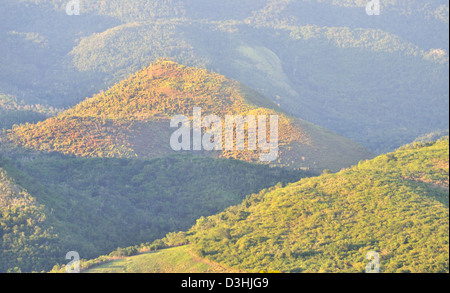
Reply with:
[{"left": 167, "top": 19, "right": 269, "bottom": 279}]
[
  {"left": 1, "top": 0, "right": 448, "bottom": 153},
  {"left": 2, "top": 60, "right": 373, "bottom": 172},
  {"left": 0, "top": 153, "right": 307, "bottom": 273},
  {"left": 82, "top": 138, "right": 449, "bottom": 273},
  {"left": 1, "top": 0, "right": 448, "bottom": 276}
]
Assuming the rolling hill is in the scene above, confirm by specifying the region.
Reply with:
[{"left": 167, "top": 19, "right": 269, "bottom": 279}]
[
  {"left": 0, "top": 153, "right": 307, "bottom": 273},
  {"left": 1, "top": 0, "right": 448, "bottom": 153},
  {"left": 185, "top": 138, "right": 449, "bottom": 273},
  {"left": 0, "top": 0, "right": 448, "bottom": 276},
  {"left": 82, "top": 138, "right": 449, "bottom": 273},
  {"left": 3, "top": 60, "right": 373, "bottom": 172}
]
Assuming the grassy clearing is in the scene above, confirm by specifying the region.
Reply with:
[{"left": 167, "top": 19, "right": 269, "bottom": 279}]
[{"left": 84, "top": 245, "right": 240, "bottom": 273}]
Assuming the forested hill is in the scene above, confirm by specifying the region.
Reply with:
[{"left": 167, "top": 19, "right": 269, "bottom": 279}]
[
  {"left": 1, "top": 0, "right": 448, "bottom": 276},
  {"left": 0, "top": 165, "right": 58, "bottom": 273},
  {"left": 0, "top": 154, "right": 308, "bottom": 273},
  {"left": 178, "top": 138, "right": 449, "bottom": 273},
  {"left": 74, "top": 138, "right": 449, "bottom": 274},
  {"left": 1, "top": 0, "right": 448, "bottom": 153},
  {"left": 3, "top": 60, "right": 372, "bottom": 172}
]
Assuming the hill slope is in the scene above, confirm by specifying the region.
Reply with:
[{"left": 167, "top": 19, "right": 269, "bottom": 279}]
[
  {"left": 0, "top": 154, "right": 307, "bottom": 273},
  {"left": 3, "top": 60, "right": 372, "bottom": 172},
  {"left": 175, "top": 138, "right": 449, "bottom": 273},
  {"left": 83, "top": 246, "right": 239, "bottom": 274},
  {"left": 0, "top": 94, "right": 58, "bottom": 130},
  {"left": 0, "top": 165, "right": 58, "bottom": 273},
  {"left": 64, "top": 18, "right": 449, "bottom": 153},
  {"left": 75, "top": 138, "right": 449, "bottom": 274}
]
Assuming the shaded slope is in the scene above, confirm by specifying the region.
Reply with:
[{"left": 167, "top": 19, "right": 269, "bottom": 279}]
[
  {"left": 0, "top": 94, "right": 58, "bottom": 130},
  {"left": 0, "top": 154, "right": 306, "bottom": 272}
]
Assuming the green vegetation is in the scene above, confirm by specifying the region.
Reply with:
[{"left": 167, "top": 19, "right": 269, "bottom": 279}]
[
  {"left": 169, "top": 138, "right": 449, "bottom": 273},
  {"left": 1, "top": 0, "right": 447, "bottom": 153},
  {"left": 3, "top": 60, "right": 373, "bottom": 172},
  {"left": 0, "top": 153, "right": 307, "bottom": 273},
  {"left": 72, "top": 138, "right": 449, "bottom": 274},
  {"left": 0, "top": 0, "right": 448, "bottom": 275},
  {"left": 0, "top": 166, "right": 58, "bottom": 273},
  {"left": 81, "top": 245, "right": 238, "bottom": 273}
]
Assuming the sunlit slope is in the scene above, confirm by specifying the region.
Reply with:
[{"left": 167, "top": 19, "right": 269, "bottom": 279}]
[
  {"left": 181, "top": 138, "right": 449, "bottom": 273},
  {"left": 83, "top": 246, "right": 239, "bottom": 273},
  {"left": 76, "top": 138, "right": 449, "bottom": 274},
  {"left": 5, "top": 60, "right": 372, "bottom": 171}
]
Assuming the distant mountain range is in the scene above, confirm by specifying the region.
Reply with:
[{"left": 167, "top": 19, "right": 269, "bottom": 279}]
[{"left": 1, "top": 0, "right": 448, "bottom": 153}]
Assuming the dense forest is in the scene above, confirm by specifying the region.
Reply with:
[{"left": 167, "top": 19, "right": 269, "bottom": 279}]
[
  {"left": 0, "top": 153, "right": 308, "bottom": 273},
  {"left": 1, "top": 0, "right": 448, "bottom": 153},
  {"left": 58, "top": 138, "right": 450, "bottom": 273},
  {"left": 175, "top": 138, "right": 449, "bottom": 273},
  {"left": 0, "top": 165, "right": 58, "bottom": 273}
]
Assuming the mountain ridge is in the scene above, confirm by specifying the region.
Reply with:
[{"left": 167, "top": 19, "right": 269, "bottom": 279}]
[{"left": 3, "top": 60, "right": 373, "bottom": 172}]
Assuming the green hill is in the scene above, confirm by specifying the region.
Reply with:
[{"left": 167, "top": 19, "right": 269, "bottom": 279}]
[
  {"left": 74, "top": 138, "right": 449, "bottom": 274},
  {"left": 0, "top": 165, "right": 58, "bottom": 273},
  {"left": 3, "top": 60, "right": 372, "bottom": 172},
  {"left": 183, "top": 138, "right": 449, "bottom": 273},
  {"left": 1, "top": 0, "right": 448, "bottom": 275},
  {"left": 0, "top": 153, "right": 306, "bottom": 273}
]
